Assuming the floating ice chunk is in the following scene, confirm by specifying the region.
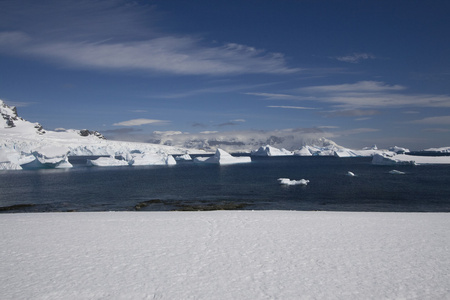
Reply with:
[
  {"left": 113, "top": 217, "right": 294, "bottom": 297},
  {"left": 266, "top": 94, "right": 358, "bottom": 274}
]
[
  {"left": 195, "top": 149, "right": 251, "bottom": 165},
  {"left": 129, "top": 152, "right": 176, "bottom": 166},
  {"left": 87, "top": 156, "right": 129, "bottom": 167},
  {"left": 372, "top": 153, "right": 450, "bottom": 165},
  {"left": 175, "top": 154, "right": 192, "bottom": 161},
  {"left": 389, "top": 170, "right": 406, "bottom": 175},
  {"left": 31, "top": 146, "right": 73, "bottom": 168},
  {"left": 278, "top": 178, "right": 310, "bottom": 186},
  {"left": 347, "top": 171, "right": 356, "bottom": 176},
  {"left": 389, "top": 146, "right": 410, "bottom": 154}
]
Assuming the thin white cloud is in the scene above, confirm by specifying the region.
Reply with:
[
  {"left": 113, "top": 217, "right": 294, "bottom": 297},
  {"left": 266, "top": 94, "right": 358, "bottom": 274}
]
[
  {"left": 335, "top": 53, "right": 376, "bottom": 63},
  {"left": 267, "top": 105, "right": 315, "bottom": 110},
  {"left": 245, "top": 92, "right": 299, "bottom": 100},
  {"left": 113, "top": 118, "right": 169, "bottom": 126},
  {"left": 299, "top": 81, "right": 405, "bottom": 93},
  {"left": 421, "top": 128, "right": 450, "bottom": 133},
  {"left": 0, "top": 1, "right": 299, "bottom": 76},
  {"left": 296, "top": 81, "right": 450, "bottom": 109},
  {"left": 409, "top": 116, "right": 450, "bottom": 125}
]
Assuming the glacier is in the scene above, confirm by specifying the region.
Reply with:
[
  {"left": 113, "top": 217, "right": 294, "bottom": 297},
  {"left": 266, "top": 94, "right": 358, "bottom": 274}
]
[{"left": 0, "top": 99, "right": 201, "bottom": 170}]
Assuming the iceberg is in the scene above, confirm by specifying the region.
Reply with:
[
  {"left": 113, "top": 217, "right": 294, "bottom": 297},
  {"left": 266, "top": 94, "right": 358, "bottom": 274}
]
[
  {"left": 278, "top": 178, "right": 310, "bottom": 186},
  {"left": 87, "top": 156, "right": 129, "bottom": 167},
  {"left": 293, "top": 146, "right": 313, "bottom": 156},
  {"left": 175, "top": 154, "right": 192, "bottom": 161},
  {"left": 389, "top": 146, "right": 410, "bottom": 154},
  {"left": 31, "top": 146, "right": 73, "bottom": 169},
  {"left": 129, "top": 152, "right": 176, "bottom": 166},
  {"left": 347, "top": 171, "right": 356, "bottom": 176},
  {"left": 251, "top": 145, "right": 293, "bottom": 156},
  {"left": 194, "top": 149, "right": 251, "bottom": 165},
  {"left": 372, "top": 153, "right": 450, "bottom": 165}
]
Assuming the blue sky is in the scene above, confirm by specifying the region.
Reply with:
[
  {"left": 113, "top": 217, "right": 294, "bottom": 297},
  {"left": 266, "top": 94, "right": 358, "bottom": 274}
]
[{"left": 1, "top": 0, "right": 449, "bottom": 150}]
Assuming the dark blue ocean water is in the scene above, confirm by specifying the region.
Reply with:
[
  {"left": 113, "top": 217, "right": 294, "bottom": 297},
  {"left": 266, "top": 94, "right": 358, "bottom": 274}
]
[{"left": 1, "top": 156, "right": 450, "bottom": 212}]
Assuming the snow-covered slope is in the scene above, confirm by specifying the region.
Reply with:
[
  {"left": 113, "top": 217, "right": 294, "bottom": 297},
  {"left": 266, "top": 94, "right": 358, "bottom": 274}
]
[{"left": 0, "top": 100, "right": 200, "bottom": 170}]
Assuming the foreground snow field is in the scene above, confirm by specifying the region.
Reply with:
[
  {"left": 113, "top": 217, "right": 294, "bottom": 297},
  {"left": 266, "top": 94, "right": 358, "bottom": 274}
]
[{"left": 1, "top": 211, "right": 448, "bottom": 299}]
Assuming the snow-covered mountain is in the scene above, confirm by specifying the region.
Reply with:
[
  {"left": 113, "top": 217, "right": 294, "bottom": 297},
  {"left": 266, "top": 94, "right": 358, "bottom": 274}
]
[
  {"left": 146, "top": 129, "right": 340, "bottom": 153},
  {"left": 3, "top": 99, "right": 437, "bottom": 169},
  {"left": 0, "top": 100, "right": 199, "bottom": 170}
]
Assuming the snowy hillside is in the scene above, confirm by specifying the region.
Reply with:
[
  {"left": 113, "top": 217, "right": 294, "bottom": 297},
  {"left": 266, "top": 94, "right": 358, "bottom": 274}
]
[{"left": 0, "top": 100, "right": 201, "bottom": 170}]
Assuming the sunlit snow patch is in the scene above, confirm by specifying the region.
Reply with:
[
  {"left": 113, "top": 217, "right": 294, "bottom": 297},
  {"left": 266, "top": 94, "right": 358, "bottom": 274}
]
[{"left": 278, "top": 178, "right": 310, "bottom": 186}]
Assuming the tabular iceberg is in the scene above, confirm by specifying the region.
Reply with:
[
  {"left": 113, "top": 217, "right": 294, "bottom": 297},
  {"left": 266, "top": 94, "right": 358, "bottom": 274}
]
[
  {"left": 194, "top": 149, "right": 251, "bottom": 165},
  {"left": 372, "top": 153, "right": 450, "bottom": 165}
]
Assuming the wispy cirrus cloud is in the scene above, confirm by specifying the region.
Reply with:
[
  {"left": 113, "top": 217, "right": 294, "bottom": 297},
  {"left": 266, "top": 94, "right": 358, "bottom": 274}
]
[
  {"left": 267, "top": 105, "right": 315, "bottom": 110},
  {"left": 409, "top": 116, "right": 450, "bottom": 125},
  {"left": 113, "top": 118, "right": 169, "bottom": 127},
  {"left": 0, "top": 1, "right": 299, "bottom": 76},
  {"left": 335, "top": 52, "right": 376, "bottom": 63},
  {"left": 248, "top": 81, "right": 450, "bottom": 113}
]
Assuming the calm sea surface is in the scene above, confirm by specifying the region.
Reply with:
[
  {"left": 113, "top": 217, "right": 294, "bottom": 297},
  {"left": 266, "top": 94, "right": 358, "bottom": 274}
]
[{"left": 1, "top": 156, "right": 450, "bottom": 212}]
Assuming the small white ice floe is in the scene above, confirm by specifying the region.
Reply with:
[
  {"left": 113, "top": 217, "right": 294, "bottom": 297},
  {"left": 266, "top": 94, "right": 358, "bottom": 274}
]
[
  {"left": 278, "top": 178, "right": 310, "bottom": 186},
  {"left": 347, "top": 171, "right": 356, "bottom": 177},
  {"left": 389, "top": 169, "right": 406, "bottom": 175}
]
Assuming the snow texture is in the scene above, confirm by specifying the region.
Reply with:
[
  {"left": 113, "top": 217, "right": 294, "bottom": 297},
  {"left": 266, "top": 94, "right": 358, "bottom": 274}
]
[
  {"left": 194, "top": 149, "right": 251, "bottom": 165},
  {"left": 0, "top": 211, "right": 448, "bottom": 300}
]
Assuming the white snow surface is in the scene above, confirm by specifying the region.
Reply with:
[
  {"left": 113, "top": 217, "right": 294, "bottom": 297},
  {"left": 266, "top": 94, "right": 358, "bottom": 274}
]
[
  {"left": 373, "top": 153, "right": 450, "bottom": 165},
  {"left": 194, "top": 148, "right": 251, "bottom": 165},
  {"left": 0, "top": 211, "right": 448, "bottom": 300},
  {"left": 277, "top": 178, "right": 310, "bottom": 185}
]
